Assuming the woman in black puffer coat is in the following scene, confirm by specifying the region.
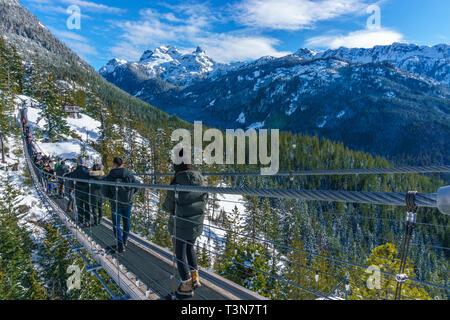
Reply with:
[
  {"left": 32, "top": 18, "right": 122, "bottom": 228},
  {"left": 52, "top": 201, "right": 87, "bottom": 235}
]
[{"left": 162, "top": 151, "right": 207, "bottom": 297}]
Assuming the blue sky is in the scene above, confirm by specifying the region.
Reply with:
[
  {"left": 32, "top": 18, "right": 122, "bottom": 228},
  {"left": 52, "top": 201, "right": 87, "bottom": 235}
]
[{"left": 21, "top": 0, "right": 450, "bottom": 70}]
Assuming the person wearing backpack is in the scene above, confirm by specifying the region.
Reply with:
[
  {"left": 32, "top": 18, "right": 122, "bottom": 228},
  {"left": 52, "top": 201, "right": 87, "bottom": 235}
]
[
  {"left": 162, "top": 149, "right": 208, "bottom": 297},
  {"left": 103, "top": 157, "right": 139, "bottom": 253}
]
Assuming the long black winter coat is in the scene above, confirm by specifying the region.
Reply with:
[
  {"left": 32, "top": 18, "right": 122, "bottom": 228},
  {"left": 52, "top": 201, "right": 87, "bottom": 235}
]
[
  {"left": 66, "top": 165, "right": 91, "bottom": 198},
  {"left": 55, "top": 164, "right": 69, "bottom": 177},
  {"left": 162, "top": 169, "right": 207, "bottom": 241},
  {"left": 89, "top": 170, "right": 105, "bottom": 204},
  {"left": 55, "top": 164, "right": 69, "bottom": 184},
  {"left": 103, "top": 167, "right": 139, "bottom": 209}
]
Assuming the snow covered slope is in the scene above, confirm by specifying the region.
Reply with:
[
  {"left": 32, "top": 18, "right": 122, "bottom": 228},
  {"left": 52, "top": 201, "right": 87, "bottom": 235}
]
[
  {"left": 295, "top": 43, "right": 450, "bottom": 85},
  {"left": 100, "top": 42, "right": 450, "bottom": 163},
  {"left": 16, "top": 95, "right": 101, "bottom": 165}
]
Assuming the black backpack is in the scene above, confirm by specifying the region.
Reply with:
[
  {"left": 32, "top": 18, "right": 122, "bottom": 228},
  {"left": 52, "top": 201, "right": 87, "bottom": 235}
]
[{"left": 114, "top": 174, "right": 137, "bottom": 205}]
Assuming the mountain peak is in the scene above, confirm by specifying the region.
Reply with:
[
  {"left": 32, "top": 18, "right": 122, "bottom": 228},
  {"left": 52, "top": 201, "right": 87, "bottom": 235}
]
[
  {"left": 138, "top": 45, "right": 182, "bottom": 62},
  {"left": 156, "top": 44, "right": 180, "bottom": 55},
  {"left": 100, "top": 45, "right": 224, "bottom": 86},
  {"left": 99, "top": 58, "right": 127, "bottom": 74},
  {"left": 140, "top": 49, "right": 153, "bottom": 62},
  {"left": 295, "top": 48, "right": 320, "bottom": 59},
  {"left": 195, "top": 46, "right": 205, "bottom": 54}
]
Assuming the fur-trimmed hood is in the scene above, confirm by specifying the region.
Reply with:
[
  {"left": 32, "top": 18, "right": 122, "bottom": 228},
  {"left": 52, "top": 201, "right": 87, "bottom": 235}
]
[{"left": 90, "top": 170, "right": 105, "bottom": 177}]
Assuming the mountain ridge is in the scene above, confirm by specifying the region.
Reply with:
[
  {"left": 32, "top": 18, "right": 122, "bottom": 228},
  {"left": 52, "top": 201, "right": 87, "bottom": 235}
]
[
  {"left": 100, "top": 44, "right": 227, "bottom": 86},
  {"left": 100, "top": 43, "right": 450, "bottom": 164}
]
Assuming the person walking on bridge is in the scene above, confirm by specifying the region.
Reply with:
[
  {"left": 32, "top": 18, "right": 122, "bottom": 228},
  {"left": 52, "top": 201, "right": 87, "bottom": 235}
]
[
  {"left": 42, "top": 160, "right": 57, "bottom": 195},
  {"left": 103, "top": 157, "right": 139, "bottom": 253},
  {"left": 89, "top": 163, "right": 105, "bottom": 226},
  {"left": 162, "top": 149, "right": 208, "bottom": 297},
  {"left": 65, "top": 166, "right": 76, "bottom": 213},
  {"left": 67, "top": 158, "right": 91, "bottom": 227},
  {"left": 55, "top": 160, "right": 69, "bottom": 198}
]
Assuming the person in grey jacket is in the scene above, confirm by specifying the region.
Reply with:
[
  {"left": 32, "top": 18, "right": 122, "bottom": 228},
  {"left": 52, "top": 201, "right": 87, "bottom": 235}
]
[{"left": 162, "top": 149, "right": 207, "bottom": 297}]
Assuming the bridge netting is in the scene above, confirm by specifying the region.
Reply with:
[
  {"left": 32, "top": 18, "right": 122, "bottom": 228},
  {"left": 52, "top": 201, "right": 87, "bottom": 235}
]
[{"left": 20, "top": 108, "right": 449, "bottom": 300}]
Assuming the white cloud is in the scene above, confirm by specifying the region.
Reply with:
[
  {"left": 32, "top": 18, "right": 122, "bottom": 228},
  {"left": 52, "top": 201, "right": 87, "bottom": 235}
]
[
  {"left": 24, "top": 1, "right": 72, "bottom": 15},
  {"left": 49, "top": 0, "right": 126, "bottom": 14},
  {"left": 50, "top": 28, "right": 98, "bottom": 57},
  {"left": 64, "top": 39, "right": 98, "bottom": 56},
  {"left": 198, "top": 35, "right": 291, "bottom": 62},
  {"left": 305, "top": 28, "right": 404, "bottom": 48},
  {"left": 51, "top": 28, "right": 88, "bottom": 42},
  {"left": 108, "top": 5, "right": 289, "bottom": 63},
  {"left": 235, "top": 0, "right": 367, "bottom": 30},
  {"left": 109, "top": 41, "right": 145, "bottom": 62}
]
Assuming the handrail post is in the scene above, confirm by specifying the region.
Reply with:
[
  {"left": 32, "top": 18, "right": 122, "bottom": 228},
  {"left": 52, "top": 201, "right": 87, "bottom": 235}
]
[
  {"left": 171, "top": 187, "right": 178, "bottom": 300},
  {"left": 72, "top": 186, "right": 77, "bottom": 223},
  {"left": 344, "top": 271, "right": 350, "bottom": 300},
  {"left": 89, "top": 181, "right": 92, "bottom": 240},
  {"left": 114, "top": 185, "right": 121, "bottom": 289},
  {"left": 394, "top": 191, "right": 418, "bottom": 300}
]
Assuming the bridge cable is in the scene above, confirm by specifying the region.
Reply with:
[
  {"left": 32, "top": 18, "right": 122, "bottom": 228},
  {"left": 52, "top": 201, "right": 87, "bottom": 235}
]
[{"left": 395, "top": 191, "right": 418, "bottom": 300}]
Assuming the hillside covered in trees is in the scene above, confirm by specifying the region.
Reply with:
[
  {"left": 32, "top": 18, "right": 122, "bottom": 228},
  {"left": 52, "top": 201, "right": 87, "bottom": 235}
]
[{"left": 0, "top": 0, "right": 448, "bottom": 300}]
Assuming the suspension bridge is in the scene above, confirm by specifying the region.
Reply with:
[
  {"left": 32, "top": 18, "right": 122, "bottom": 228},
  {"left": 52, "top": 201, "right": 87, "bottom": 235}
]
[{"left": 19, "top": 109, "right": 450, "bottom": 300}]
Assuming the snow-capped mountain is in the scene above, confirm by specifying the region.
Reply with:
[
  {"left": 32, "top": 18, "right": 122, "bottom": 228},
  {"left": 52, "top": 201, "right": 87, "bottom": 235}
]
[
  {"left": 295, "top": 43, "right": 450, "bottom": 85},
  {"left": 100, "top": 45, "right": 224, "bottom": 86},
  {"left": 101, "top": 43, "right": 450, "bottom": 163}
]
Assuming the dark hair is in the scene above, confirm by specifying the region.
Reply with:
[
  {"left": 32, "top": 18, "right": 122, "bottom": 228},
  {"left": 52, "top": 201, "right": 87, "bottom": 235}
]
[
  {"left": 92, "top": 163, "right": 101, "bottom": 171},
  {"left": 113, "top": 157, "right": 123, "bottom": 167}
]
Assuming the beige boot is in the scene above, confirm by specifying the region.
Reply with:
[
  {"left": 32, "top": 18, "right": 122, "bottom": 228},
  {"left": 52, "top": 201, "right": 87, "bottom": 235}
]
[
  {"left": 188, "top": 270, "right": 201, "bottom": 289},
  {"left": 176, "top": 279, "right": 194, "bottom": 296}
]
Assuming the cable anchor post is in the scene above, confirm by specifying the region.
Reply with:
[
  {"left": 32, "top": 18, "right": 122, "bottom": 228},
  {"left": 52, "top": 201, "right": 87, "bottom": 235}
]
[
  {"left": 394, "top": 191, "right": 418, "bottom": 300},
  {"left": 170, "top": 187, "right": 178, "bottom": 300},
  {"left": 344, "top": 271, "right": 350, "bottom": 300},
  {"left": 288, "top": 171, "right": 294, "bottom": 188}
]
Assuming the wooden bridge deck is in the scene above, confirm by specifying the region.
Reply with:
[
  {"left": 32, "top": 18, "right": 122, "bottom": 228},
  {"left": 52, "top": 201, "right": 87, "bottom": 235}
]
[{"left": 49, "top": 196, "right": 265, "bottom": 300}]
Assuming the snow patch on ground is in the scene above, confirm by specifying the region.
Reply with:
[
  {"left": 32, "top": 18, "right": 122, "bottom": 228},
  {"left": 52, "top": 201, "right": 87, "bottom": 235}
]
[
  {"left": 65, "top": 113, "right": 101, "bottom": 141},
  {"left": 247, "top": 121, "right": 265, "bottom": 130},
  {"left": 317, "top": 117, "right": 328, "bottom": 128},
  {"left": 336, "top": 110, "right": 346, "bottom": 118},
  {"left": 0, "top": 133, "right": 48, "bottom": 241},
  {"left": 39, "top": 139, "right": 100, "bottom": 163},
  {"left": 198, "top": 184, "right": 247, "bottom": 264},
  {"left": 236, "top": 112, "right": 246, "bottom": 124},
  {"left": 286, "top": 104, "right": 297, "bottom": 116},
  {"left": 15, "top": 95, "right": 102, "bottom": 165}
]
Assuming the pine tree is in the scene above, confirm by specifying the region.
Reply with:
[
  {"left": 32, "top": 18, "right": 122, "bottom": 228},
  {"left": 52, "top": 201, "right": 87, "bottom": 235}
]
[
  {"left": 38, "top": 73, "right": 70, "bottom": 139},
  {"left": 0, "top": 176, "right": 48, "bottom": 300},
  {"left": 37, "top": 222, "right": 75, "bottom": 299},
  {"left": 283, "top": 236, "right": 314, "bottom": 299},
  {"left": 0, "top": 39, "right": 16, "bottom": 136},
  {"left": 349, "top": 243, "right": 431, "bottom": 300}
]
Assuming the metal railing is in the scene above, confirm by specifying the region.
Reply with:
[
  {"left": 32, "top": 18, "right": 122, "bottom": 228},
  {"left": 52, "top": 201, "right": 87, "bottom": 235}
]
[{"left": 20, "top": 111, "right": 450, "bottom": 300}]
